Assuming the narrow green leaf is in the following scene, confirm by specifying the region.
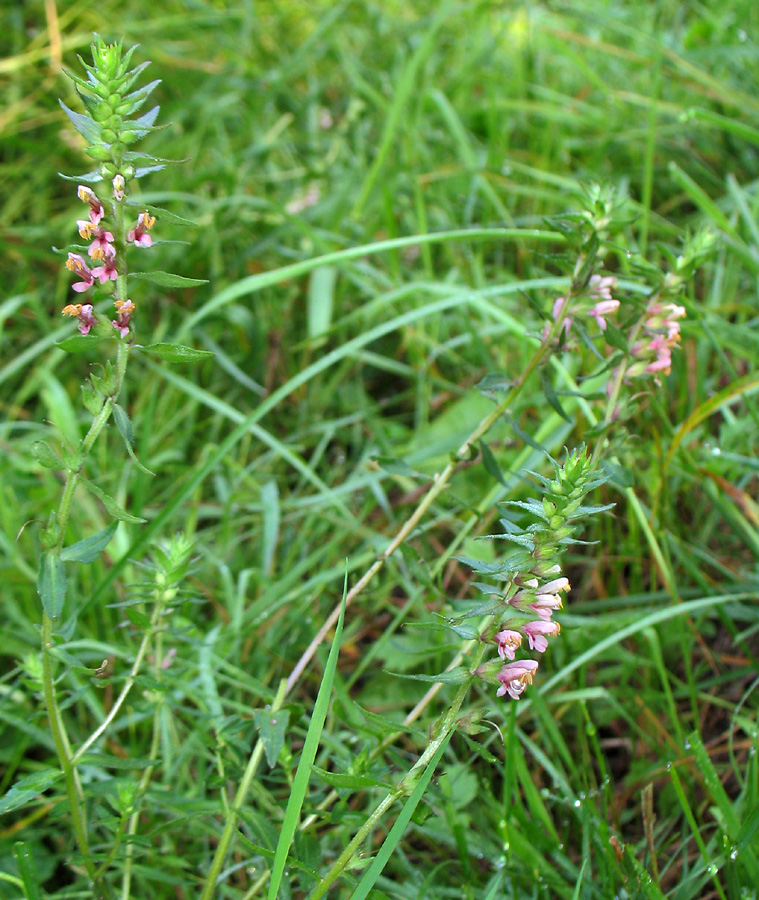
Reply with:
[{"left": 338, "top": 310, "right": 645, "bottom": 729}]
[
  {"left": 31, "top": 441, "right": 64, "bottom": 470},
  {"left": 60, "top": 522, "right": 118, "bottom": 563},
  {"left": 76, "top": 753, "right": 160, "bottom": 770},
  {"left": 267, "top": 579, "right": 348, "bottom": 900},
  {"left": 307, "top": 266, "right": 336, "bottom": 339},
  {"left": 261, "top": 480, "right": 280, "bottom": 577},
  {"left": 58, "top": 168, "right": 103, "bottom": 183},
  {"left": 82, "top": 480, "right": 147, "bottom": 524},
  {"left": 112, "top": 402, "right": 134, "bottom": 447},
  {"left": 347, "top": 731, "right": 454, "bottom": 900},
  {"left": 254, "top": 709, "right": 290, "bottom": 768},
  {"left": 58, "top": 100, "right": 101, "bottom": 143},
  {"left": 479, "top": 439, "right": 507, "bottom": 487},
  {"left": 310, "top": 764, "right": 388, "bottom": 790},
  {"left": 37, "top": 553, "right": 67, "bottom": 619},
  {"left": 388, "top": 667, "right": 470, "bottom": 684},
  {"left": 130, "top": 271, "right": 208, "bottom": 288},
  {"left": 13, "top": 842, "right": 44, "bottom": 900},
  {"left": 0, "top": 770, "right": 63, "bottom": 815},
  {"left": 139, "top": 343, "right": 215, "bottom": 363},
  {"left": 140, "top": 205, "right": 198, "bottom": 227},
  {"left": 56, "top": 331, "right": 114, "bottom": 353},
  {"left": 540, "top": 371, "right": 572, "bottom": 422}
]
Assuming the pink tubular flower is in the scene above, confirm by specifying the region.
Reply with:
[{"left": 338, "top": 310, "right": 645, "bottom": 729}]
[
  {"left": 589, "top": 274, "right": 616, "bottom": 300},
  {"left": 540, "top": 576, "right": 570, "bottom": 595},
  {"left": 62, "top": 303, "right": 96, "bottom": 336},
  {"left": 92, "top": 255, "right": 118, "bottom": 284},
  {"left": 65, "top": 253, "right": 94, "bottom": 292},
  {"left": 589, "top": 298, "right": 619, "bottom": 331},
  {"left": 523, "top": 619, "right": 561, "bottom": 653},
  {"left": 128, "top": 211, "right": 155, "bottom": 247},
  {"left": 529, "top": 591, "right": 564, "bottom": 621},
  {"left": 496, "top": 659, "right": 539, "bottom": 700},
  {"left": 494, "top": 629, "right": 522, "bottom": 661},
  {"left": 77, "top": 185, "right": 104, "bottom": 225},
  {"left": 112, "top": 299, "right": 135, "bottom": 337}
]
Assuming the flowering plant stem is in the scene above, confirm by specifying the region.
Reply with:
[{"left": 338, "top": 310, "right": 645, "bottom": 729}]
[{"left": 307, "top": 643, "right": 490, "bottom": 900}]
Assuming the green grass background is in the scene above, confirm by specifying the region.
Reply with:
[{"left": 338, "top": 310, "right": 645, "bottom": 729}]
[{"left": 1, "top": 1, "right": 759, "bottom": 898}]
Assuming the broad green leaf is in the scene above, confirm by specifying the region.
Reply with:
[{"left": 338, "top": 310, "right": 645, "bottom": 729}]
[
  {"left": 60, "top": 522, "right": 118, "bottom": 563},
  {"left": 253, "top": 709, "right": 290, "bottom": 768},
  {"left": 82, "top": 480, "right": 147, "bottom": 524},
  {"left": 37, "top": 554, "right": 66, "bottom": 619},
  {"left": 0, "top": 770, "right": 63, "bottom": 815},
  {"left": 130, "top": 271, "right": 208, "bottom": 288},
  {"left": 139, "top": 343, "right": 215, "bottom": 363}
]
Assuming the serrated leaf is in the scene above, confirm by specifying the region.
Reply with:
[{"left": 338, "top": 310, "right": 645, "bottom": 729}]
[
  {"left": 59, "top": 100, "right": 101, "bottom": 143},
  {"left": 31, "top": 440, "right": 64, "bottom": 469},
  {"left": 130, "top": 271, "right": 208, "bottom": 288},
  {"left": 136, "top": 105, "right": 160, "bottom": 127},
  {"left": 82, "top": 480, "right": 147, "bottom": 524},
  {"left": 254, "top": 709, "right": 290, "bottom": 768},
  {"left": 56, "top": 330, "right": 114, "bottom": 353},
  {"left": 37, "top": 553, "right": 66, "bottom": 619},
  {"left": 124, "top": 607, "right": 151, "bottom": 628},
  {"left": 310, "top": 764, "right": 388, "bottom": 790},
  {"left": 0, "top": 770, "right": 63, "bottom": 815},
  {"left": 139, "top": 343, "right": 215, "bottom": 363},
  {"left": 60, "top": 522, "right": 118, "bottom": 564}
]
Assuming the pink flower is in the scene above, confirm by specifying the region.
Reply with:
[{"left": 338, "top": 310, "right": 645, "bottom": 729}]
[
  {"left": 496, "top": 659, "right": 539, "bottom": 700},
  {"left": 589, "top": 274, "right": 616, "bottom": 301},
  {"left": 92, "top": 255, "right": 118, "bottom": 284},
  {"left": 540, "top": 576, "right": 570, "bottom": 595},
  {"left": 62, "top": 303, "right": 96, "bottom": 336},
  {"left": 523, "top": 620, "right": 560, "bottom": 653},
  {"left": 127, "top": 211, "right": 155, "bottom": 247},
  {"left": 112, "top": 298, "right": 135, "bottom": 337},
  {"left": 65, "top": 253, "right": 94, "bottom": 292},
  {"left": 529, "top": 591, "right": 564, "bottom": 621},
  {"left": 551, "top": 296, "right": 572, "bottom": 337},
  {"left": 77, "top": 185, "right": 104, "bottom": 225},
  {"left": 494, "top": 629, "right": 522, "bottom": 661},
  {"left": 589, "top": 298, "right": 619, "bottom": 331}
]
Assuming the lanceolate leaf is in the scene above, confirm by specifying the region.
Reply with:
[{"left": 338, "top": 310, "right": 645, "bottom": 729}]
[
  {"left": 112, "top": 403, "right": 155, "bottom": 475},
  {"left": 37, "top": 553, "right": 67, "bottom": 619},
  {"left": 82, "top": 480, "right": 147, "bottom": 524},
  {"left": 0, "top": 770, "right": 63, "bottom": 816},
  {"left": 56, "top": 330, "right": 115, "bottom": 353},
  {"left": 139, "top": 343, "right": 215, "bottom": 363},
  {"left": 58, "top": 101, "right": 101, "bottom": 143},
  {"left": 60, "top": 522, "right": 118, "bottom": 563},
  {"left": 130, "top": 271, "right": 208, "bottom": 288}
]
